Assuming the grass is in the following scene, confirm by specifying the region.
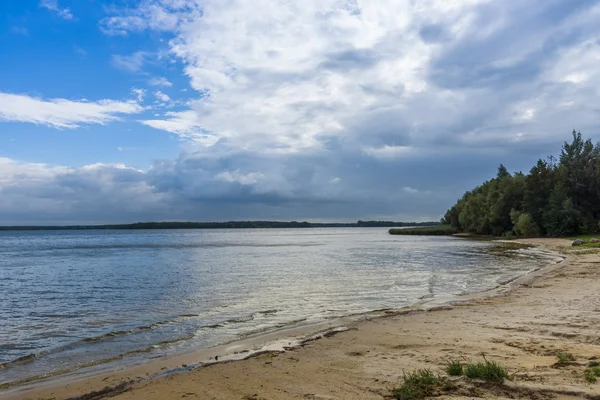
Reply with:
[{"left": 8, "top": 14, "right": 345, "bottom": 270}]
[
  {"left": 463, "top": 359, "right": 510, "bottom": 384},
  {"left": 389, "top": 225, "right": 458, "bottom": 236},
  {"left": 445, "top": 360, "right": 464, "bottom": 376},
  {"left": 568, "top": 234, "right": 600, "bottom": 248},
  {"left": 556, "top": 352, "right": 576, "bottom": 363},
  {"left": 589, "top": 361, "right": 600, "bottom": 367},
  {"left": 584, "top": 367, "right": 600, "bottom": 383},
  {"left": 392, "top": 369, "right": 454, "bottom": 400}
]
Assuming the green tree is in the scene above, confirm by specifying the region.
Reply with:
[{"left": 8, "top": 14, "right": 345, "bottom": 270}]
[{"left": 442, "top": 131, "right": 600, "bottom": 237}]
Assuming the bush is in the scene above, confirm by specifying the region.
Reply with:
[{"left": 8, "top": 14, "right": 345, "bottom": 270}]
[
  {"left": 464, "top": 359, "right": 509, "bottom": 383},
  {"left": 556, "top": 353, "right": 576, "bottom": 363},
  {"left": 584, "top": 367, "right": 600, "bottom": 383},
  {"left": 392, "top": 369, "right": 453, "bottom": 400},
  {"left": 445, "top": 360, "right": 463, "bottom": 376}
]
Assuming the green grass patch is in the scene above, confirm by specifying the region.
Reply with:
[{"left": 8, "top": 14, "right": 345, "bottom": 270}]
[
  {"left": 568, "top": 235, "right": 600, "bottom": 248},
  {"left": 389, "top": 225, "right": 458, "bottom": 236},
  {"left": 392, "top": 369, "right": 454, "bottom": 400},
  {"left": 464, "top": 359, "right": 510, "bottom": 384},
  {"left": 589, "top": 361, "right": 600, "bottom": 367},
  {"left": 556, "top": 352, "right": 576, "bottom": 363},
  {"left": 445, "top": 360, "right": 463, "bottom": 376},
  {"left": 584, "top": 367, "right": 600, "bottom": 383}
]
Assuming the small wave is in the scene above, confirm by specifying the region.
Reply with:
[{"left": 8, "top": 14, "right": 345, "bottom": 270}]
[
  {"left": 256, "top": 309, "right": 279, "bottom": 316},
  {"left": 238, "top": 318, "right": 308, "bottom": 338},
  {"left": 0, "top": 316, "right": 230, "bottom": 370},
  {"left": 0, "top": 334, "right": 194, "bottom": 389},
  {"left": 81, "top": 320, "right": 177, "bottom": 343},
  {"left": 31, "top": 242, "right": 323, "bottom": 252},
  {"left": 225, "top": 314, "right": 255, "bottom": 324}
]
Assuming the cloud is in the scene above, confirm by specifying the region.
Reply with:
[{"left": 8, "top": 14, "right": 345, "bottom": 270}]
[
  {"left": 148, "top": 77, "right": 173, "bottom": 87},
  {"left": 11, "top": 26, "right": 29, "bottom": 36},
  {"left": 131, "top": 88, "right": 147, "bottom": 102},
  {"left": 154, "top": 90, "right": 171, "bottom": 103},
  {"left": 140, "top": 109, "right": 217, "bottom": 143},
  {"left": 0, "top": 158, "right": 168, "bottom": 224},
  {"left": 73, "top": 45, "right": 87, "bottom": 57},
  {"left": 6, "top": 0, "right": 600, "bottom": 223},
  {"left": 111, "top": 51, "right": 152, "bottom": 73},
  {"left": 99, "top": 0, "right": 200, "bottom": 36},
  {"left": 40, "top": 0, "right": 73, "bottom": 20},
  {"left": 0, "top": 146, "right": 458, "bottom": 224},
  {"left": 0, "top": 92, "right": 144, "bottom": 129},
  {"left": 106, "top": 0, "right": 600, "bottom": 159}
]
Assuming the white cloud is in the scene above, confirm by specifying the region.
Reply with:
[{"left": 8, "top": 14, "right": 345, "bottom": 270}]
[
  {"left": 40, "top": 0, "right": 73, "bottom": 20},
  {"left": 215, "top": 170, "right": 264, "bottom": 185},
  {"left": 0, "top": 92, "right": 144, "bottom": 129},
  {"left": 73, "top": 45, "right": 87, "bottom": 57},
  {"left": 402, "top": 186, "right": 432, "bottom": 195},
  {"left": 11, "top": 26, "right": 29, "bottom": 36},
  {"left": 131, "top": 88, "right": 146, "bottom": 102},
  {"left": 100, "top": 0, "right": 600, "bottom": 161},
  {"left": 113, "top": 0, "right": 493, "bottom": 154},
  {"left": 140, "top": 110, "right": 218, "bottom": 144},
  {"left": 154, "top": 90, "right": 171, "bottom": 103},
  {"left": 111, "top": 51, "right": 151, "bottom": 73},
  {"left": 0, "top": 158, "right": 168, "bottom": 224},
  {"left": 100, "top": 1, "right": 200, "bottom": 36},
  {"left": 148, "top": 77, "right": 173, "bottom": 87}
]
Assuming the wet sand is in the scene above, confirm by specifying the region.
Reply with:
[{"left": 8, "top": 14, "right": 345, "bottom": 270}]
[{"left": 4, "top": 238, "right": 600, "bottom": 400}]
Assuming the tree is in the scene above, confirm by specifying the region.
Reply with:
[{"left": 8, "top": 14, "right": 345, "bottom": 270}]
[{"left": 442, "top": 131, "right": 599, "bottom": 237}]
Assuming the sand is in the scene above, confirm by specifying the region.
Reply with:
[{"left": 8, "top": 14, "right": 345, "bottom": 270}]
[{"left": 3, "top": 238, "right": 600, "bottom": 400}]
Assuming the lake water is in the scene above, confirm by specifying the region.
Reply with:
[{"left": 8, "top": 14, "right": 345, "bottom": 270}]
[{"left": 0, "top": 228, "right": 560, "bottom": 387}]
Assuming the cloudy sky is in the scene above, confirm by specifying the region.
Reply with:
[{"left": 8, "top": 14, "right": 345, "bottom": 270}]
[{"left": 1, "top": 0, "right": 599, "bottom": 224}]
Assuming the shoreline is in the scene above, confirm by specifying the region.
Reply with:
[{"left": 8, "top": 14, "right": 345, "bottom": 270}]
[{"left": 0, "top": 238, "right": 580, "bottom": 400}]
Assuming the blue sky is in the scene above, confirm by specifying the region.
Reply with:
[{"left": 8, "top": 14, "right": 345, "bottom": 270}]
[{"left": 1, "top": 0, "right": 600, "bottom": 224}]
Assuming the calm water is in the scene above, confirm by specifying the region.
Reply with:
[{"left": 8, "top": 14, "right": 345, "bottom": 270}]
[{"left": 0, "top": 228, "right": 559, "bottom": 387}]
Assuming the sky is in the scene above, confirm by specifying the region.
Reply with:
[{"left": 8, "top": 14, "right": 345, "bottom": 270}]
[{"left": 1, "top": 0, "right": 600, "bottom": 224}]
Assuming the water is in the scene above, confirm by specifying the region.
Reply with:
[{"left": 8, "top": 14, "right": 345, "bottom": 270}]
[{"left": 0, "top": 228, "right": 559, "bottom": 387}]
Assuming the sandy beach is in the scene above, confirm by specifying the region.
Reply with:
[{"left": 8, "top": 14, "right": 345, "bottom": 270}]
[{"left": 3, "top": 238, "right": 600, "bottom": 400}]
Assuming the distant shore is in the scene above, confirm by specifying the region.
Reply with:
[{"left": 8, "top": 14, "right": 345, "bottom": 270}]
[
  {"left": 5, "top": 238, "right": 599, "bottom": 400},
  {"left": 0, "top": 220, "right": 438, "bottom": 231}
]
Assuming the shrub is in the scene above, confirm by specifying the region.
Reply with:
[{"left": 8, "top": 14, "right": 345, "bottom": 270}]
[
  {"left": 392, "top": 369, "right": 453, "bottom": 400},
  {"left": 584, "top": 368, "right": 600, "bottom": 383},
  {"left": 445, "top": 360, "right": 463, "bottom": 376},
  {"left": 464, "top": 360, "right": 509, "bottom": 383},
  {"left": 556, "top": 353, "right": 576, "bottom": 363}
]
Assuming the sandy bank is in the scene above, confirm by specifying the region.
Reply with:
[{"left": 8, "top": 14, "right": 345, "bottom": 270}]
[{"left": 3, "top": 238, "right": 600, "bottom": 400}]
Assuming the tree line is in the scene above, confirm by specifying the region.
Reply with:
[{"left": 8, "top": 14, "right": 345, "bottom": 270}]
[{"left": 442, "top": 131, "right": 600, "bottom": 237}]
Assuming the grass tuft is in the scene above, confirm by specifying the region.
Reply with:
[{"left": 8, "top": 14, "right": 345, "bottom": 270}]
[
  {"left": 556, "top": 352, "right": 576, "bottom": 363},
  {"left": 584, "top": 367, "right": 600, "bottom": 383},
  {"left": 445, "top": 360, "right": 463, "bottom": 376},
  {"left": 589, "top": 361, "right": 600, "bottom": 367},
  {"left": 464, "top": 359, "right": 509, "bottom": 384},
  {"left": 392, "top": 369, "right": 454, "bottom": 400}
]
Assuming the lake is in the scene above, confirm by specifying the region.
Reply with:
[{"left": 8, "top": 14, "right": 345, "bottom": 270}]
[{"left": 0, "top": 228, "right": 559, "bottom": 387}]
